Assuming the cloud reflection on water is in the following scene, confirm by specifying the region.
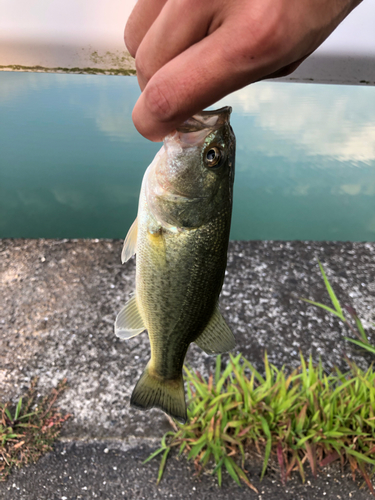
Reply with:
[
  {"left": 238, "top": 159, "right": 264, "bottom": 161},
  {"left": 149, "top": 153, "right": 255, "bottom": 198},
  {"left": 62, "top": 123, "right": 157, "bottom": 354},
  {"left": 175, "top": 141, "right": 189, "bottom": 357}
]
[{"left": 218, "top": 82, "right": 375, "bottom": 165}]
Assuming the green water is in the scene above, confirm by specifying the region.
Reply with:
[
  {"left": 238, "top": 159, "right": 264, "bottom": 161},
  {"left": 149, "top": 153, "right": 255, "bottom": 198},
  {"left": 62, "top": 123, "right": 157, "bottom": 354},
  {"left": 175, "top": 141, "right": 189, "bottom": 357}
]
[{"left": 0, "top": 72, "right": 374, "bottom": 241}]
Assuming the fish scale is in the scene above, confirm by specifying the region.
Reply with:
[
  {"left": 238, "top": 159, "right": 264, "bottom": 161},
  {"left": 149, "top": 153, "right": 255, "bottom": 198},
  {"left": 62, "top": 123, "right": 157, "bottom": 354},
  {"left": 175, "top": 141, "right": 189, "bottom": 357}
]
[{"left": 139, "top": 210, "right": 231, "bottom": 381}]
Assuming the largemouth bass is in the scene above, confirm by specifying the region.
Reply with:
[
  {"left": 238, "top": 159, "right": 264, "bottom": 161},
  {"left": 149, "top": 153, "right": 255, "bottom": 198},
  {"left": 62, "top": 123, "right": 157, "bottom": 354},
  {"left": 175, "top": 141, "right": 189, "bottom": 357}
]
[{"left": 115, "top": 106, "right": 236, "bottom": 423}]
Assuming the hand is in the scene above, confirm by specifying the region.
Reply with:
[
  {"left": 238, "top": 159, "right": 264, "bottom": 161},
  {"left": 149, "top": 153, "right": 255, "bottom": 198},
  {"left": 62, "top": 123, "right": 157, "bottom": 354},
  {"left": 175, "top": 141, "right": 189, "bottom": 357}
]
[{"left": 125, "top": 0, "right": 362, "bottom": 141}]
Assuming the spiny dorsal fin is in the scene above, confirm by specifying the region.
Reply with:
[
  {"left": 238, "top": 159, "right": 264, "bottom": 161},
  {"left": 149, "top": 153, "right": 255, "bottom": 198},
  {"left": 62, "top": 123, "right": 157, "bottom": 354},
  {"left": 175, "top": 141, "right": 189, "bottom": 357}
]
[
  {"left": 195, "top": 306, "right": 236, "bottom": 355},
  {"left": 115, "top": 295, "right": 145, "bottom": 339},
  {"left": 121, "top": 218, "right": 138, "bottom": 264}
]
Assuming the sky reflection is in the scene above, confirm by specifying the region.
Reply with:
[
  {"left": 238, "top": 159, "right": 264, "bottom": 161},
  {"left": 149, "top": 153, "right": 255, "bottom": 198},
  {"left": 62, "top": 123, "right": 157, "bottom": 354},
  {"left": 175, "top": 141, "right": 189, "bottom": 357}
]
[{"left": 0, "top": 72, "right": 374, "bottom": 241}]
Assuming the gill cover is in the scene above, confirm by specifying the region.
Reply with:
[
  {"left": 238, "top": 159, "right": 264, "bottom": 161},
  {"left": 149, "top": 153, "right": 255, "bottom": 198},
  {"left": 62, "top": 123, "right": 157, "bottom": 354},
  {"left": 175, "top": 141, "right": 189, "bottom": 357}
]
[{"left": 145, "top": 107, "right": 235, "bottom": 229}]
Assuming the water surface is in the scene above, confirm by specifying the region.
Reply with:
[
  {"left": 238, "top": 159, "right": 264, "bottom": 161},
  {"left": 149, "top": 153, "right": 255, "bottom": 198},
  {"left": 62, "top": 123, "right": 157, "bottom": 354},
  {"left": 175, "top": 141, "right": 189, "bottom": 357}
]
[{"left": 0, "top": 72, "right": 374, "bottom": 240}]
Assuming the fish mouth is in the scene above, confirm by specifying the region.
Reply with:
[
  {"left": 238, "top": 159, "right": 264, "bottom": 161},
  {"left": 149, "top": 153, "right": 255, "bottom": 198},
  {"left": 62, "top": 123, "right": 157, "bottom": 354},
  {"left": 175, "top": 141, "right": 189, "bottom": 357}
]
[{"left": 176, "top": 107, "right": 232, "bottom": 133}]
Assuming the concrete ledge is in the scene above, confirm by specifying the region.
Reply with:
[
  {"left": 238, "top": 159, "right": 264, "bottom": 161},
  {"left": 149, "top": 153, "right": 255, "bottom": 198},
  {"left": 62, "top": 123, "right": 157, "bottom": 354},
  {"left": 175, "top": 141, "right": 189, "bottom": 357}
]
[
  {"left": 1, "top": 239, "right": 374, "bottom": 441},
  {"left": 1, "top": 238, "right": 375, "bottom": 498}
]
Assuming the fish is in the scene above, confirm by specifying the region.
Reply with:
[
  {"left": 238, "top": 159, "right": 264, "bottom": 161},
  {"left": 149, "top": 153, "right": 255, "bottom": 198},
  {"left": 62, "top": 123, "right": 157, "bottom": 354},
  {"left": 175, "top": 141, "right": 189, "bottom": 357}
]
[{"left": 115, "top": 106, "right": 236, "bottom": 423}]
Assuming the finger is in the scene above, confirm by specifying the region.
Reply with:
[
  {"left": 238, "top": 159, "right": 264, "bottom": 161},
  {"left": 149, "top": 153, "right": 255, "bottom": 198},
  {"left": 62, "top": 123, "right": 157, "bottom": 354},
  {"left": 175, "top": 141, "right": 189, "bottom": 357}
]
[
  {"left": 135, "top": 0, "right": 219, "bottom": 90},
  {"left": 124, "top": 0, "right": 167, "bottom": 57},
  {"left": 132, "top": 25, "right": 290, "bottom": 141}
]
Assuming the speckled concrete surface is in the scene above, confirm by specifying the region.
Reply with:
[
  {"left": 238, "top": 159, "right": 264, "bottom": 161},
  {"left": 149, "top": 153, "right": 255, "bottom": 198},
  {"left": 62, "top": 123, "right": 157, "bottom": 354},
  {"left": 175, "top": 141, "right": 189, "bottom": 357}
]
[
  {"left": 1, "top": 238, "right": 375, "bottom": 498},
  {"left": 0, "top": 440, "right": 371, "bottom": 500}
]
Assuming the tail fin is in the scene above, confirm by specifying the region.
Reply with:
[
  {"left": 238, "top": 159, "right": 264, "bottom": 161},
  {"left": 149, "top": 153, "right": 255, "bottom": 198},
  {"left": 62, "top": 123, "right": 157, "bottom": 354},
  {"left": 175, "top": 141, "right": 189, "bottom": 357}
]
[{"left": 130, "top": 363, "right": 187, "bottom": 423}]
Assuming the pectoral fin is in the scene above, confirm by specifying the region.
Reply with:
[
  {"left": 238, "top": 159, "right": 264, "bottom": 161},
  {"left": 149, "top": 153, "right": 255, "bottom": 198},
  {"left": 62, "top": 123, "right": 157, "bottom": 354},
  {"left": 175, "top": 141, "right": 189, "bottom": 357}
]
[
  {"left": 195, "top": 306, "right": 236, "bottom": 355},
  {"left": 115, "top": 295, "right": 146, "bottom": 339},
  {"left": 121, "top": 218, "right": 138, "bottom": 264}
]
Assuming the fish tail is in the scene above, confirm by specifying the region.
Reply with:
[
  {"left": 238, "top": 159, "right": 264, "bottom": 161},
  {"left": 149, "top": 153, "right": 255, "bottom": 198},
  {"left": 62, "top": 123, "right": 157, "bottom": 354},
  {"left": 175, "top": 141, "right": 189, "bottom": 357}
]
[{"left": 130, "top": 363, "right": 187, "bottom": 423}]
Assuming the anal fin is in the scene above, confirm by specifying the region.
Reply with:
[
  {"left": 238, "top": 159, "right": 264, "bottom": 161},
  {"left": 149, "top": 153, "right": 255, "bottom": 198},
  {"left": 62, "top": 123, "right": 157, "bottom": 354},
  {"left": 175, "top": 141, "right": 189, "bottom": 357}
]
[
  {"left": 115, "top": 295, "right": 146, "bottom": 339},
  {"left": 195, "top": 306, "right": 235, "bottom": 355}
]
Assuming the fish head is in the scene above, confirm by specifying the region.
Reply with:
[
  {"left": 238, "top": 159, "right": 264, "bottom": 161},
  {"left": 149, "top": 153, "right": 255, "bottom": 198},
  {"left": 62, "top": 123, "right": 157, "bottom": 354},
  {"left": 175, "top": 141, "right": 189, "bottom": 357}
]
[{"left": 146, "top": 106, "right": 235, "bottom": 229}]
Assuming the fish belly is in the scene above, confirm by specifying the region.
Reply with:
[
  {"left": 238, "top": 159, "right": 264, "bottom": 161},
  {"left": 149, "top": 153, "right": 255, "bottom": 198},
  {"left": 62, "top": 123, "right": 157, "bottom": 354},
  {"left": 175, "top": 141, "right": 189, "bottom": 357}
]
[{"left": 136, "top": 203, "right": 231, "bottom": 381}]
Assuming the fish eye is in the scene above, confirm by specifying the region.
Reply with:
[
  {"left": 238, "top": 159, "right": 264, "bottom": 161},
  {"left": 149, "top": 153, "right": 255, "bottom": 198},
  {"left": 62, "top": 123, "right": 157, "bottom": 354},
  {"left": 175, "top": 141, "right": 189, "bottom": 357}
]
[{"left": 205, "top": 146, "right": 223, "bottom": 168}]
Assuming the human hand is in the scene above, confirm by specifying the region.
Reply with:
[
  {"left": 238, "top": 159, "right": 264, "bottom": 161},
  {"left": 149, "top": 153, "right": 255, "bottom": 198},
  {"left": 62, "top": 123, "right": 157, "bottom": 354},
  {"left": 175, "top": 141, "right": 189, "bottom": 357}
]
[{"left": 125, "top": 0, "right": 362, "bottom": 141}]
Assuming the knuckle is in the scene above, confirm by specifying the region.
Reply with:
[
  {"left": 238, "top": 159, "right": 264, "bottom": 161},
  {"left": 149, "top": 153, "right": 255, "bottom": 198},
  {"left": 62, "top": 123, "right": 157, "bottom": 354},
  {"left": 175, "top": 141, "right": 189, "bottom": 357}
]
[
  {"left": 134, "top": 52, "right": 153, "bottom": 83},
  {"left": 143, "top": 79, "right": 176, "bottom": 122},
  {"left": 124, "top": 20, "right": 138, "bottom": 57}
]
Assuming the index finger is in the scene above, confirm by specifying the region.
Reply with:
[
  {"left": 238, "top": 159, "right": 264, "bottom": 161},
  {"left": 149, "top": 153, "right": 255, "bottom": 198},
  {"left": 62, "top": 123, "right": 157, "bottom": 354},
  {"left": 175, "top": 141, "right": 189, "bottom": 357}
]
[
  {"left": 132, "top": 24, "right": 285, "bottom": 141},
  {"left": 125, "top": 0, "right": 168, "bottom": 57}
]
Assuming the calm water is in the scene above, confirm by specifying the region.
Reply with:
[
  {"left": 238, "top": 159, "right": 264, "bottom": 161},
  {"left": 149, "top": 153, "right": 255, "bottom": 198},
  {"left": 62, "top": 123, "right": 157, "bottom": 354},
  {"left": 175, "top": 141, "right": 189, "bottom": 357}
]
[{"left": 0, "top": 72, "right": 374, "bottom": 241}]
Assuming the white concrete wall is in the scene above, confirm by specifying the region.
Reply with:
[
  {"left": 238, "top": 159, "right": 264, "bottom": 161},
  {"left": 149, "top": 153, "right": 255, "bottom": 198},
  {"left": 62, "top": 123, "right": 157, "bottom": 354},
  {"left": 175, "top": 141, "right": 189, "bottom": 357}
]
[{"left": 0, "top": 0, "right": 374, "bottom": 84}]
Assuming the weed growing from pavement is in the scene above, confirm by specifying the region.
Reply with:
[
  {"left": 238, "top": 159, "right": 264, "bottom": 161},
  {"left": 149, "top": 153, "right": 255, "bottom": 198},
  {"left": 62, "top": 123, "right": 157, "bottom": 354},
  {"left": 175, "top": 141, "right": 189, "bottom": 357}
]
[
  {"left": 0, "top": 378, "right": 71, "bottom": 480},
  {"left": 302, "top": 261, "right": 375, "bottom": 356},
  {"left": 147, "top": 263, "right": 375, "bottom": 494},
  {"left": 147, "top": 353, "right": 375, "bottom": 494}
]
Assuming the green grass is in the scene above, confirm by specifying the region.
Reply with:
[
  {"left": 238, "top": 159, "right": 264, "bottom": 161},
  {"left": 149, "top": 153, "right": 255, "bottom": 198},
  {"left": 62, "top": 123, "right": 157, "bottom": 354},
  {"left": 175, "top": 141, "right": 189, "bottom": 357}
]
[
  {"left": 301, "top": 261, "right": 375, "bottom": 355},
  {"left": 146, "top": 260, "right": 375, "bottom": 494},
  {"left": 0, "top": 378, "right": 71, "bottom": 481},
  {"left": 147, "top": 353, "right": 375, "bottom": 494}
]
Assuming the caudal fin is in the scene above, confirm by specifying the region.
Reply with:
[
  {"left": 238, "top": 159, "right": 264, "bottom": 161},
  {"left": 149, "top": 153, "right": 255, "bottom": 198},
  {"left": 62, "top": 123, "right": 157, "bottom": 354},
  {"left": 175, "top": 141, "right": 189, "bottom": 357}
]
[{"left": 130, "top": 363, "right": 187, "bottom": 423}]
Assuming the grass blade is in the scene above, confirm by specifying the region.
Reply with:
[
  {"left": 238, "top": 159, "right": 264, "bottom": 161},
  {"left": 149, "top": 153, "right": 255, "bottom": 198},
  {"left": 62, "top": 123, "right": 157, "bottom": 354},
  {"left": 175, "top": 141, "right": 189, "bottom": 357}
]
[
  {"left": 14, "top": 398, "right": 22, "bottom": 421},
  {"left": 212, "top": 458, "right": 224, "bottom": 486},
  {"left": 354, "top": 317, "right": 368, "bottom": 343},
  {"left": 156, "top": 447, "right": 170, "bottom": 485},
  {"left": 224, "top": 457, "right": 240, "bottom": 486},
  {"left": 344, "top": 306, "right": 369, "bottom": 343},
  {"left": 345, "top": 338, "right": 375, "bottom": 355},
  {"left": 318, "top": 261, "right": 345, "bottom": 321},
  {"left": 215, "top": 355, "right": 222, "bottom": 386},
  {"left": 343, "top": 446, "right": 375, "bottom": 466},
  {"left": 232, "top": 461, "right": 259, "bottom": 493},
  {"left": 300, "top": 299, "right": 344, "bottom": 320},
  {"left": 143, "top": 446, "right": 167, "bottom": 464},
  {"left": 260, "top": 417, "right": 272, "bottom": 480},
  {"left": 4, "top": 407, "right": 12, "bottom": 422}
]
